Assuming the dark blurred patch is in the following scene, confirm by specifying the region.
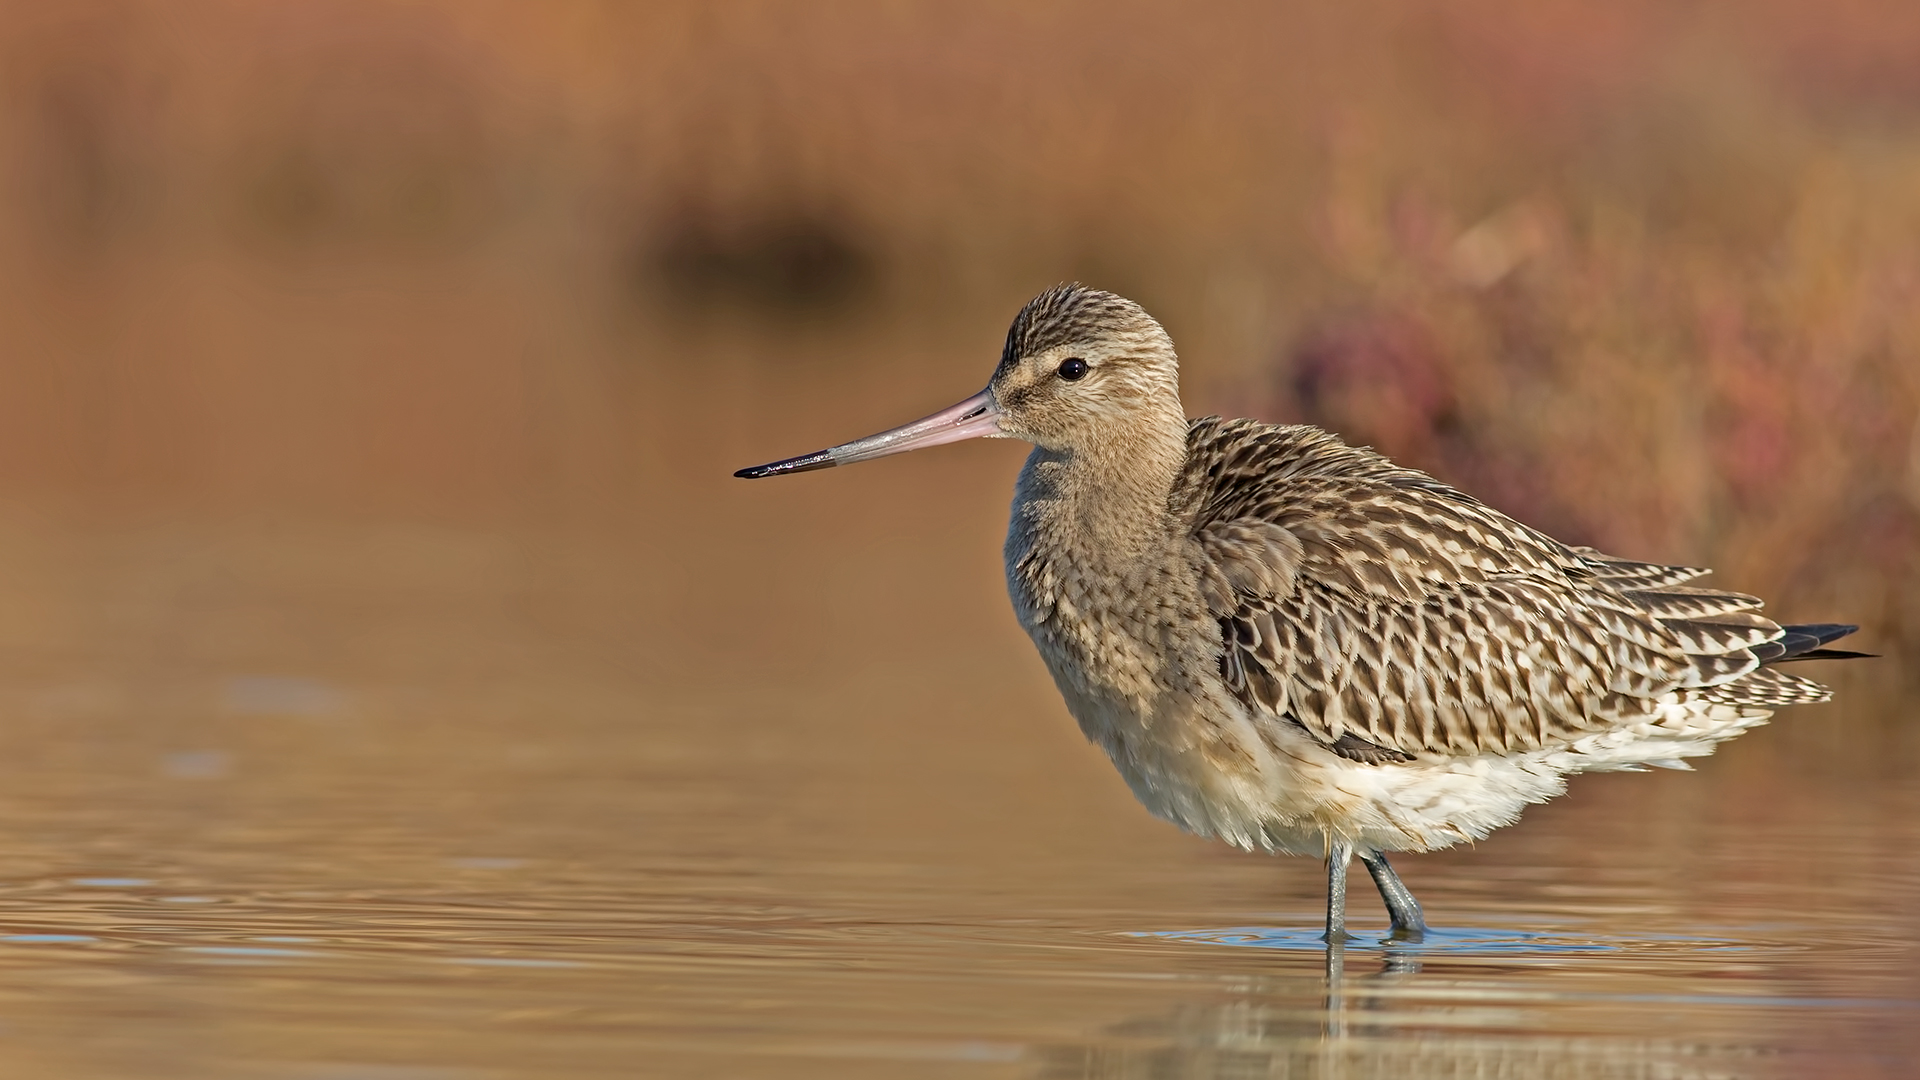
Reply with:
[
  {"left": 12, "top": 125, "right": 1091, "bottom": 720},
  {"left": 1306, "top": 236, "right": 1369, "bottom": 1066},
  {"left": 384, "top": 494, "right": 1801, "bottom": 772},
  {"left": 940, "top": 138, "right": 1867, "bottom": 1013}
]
[
  {"left": 645, "top": 206, "right": 877, "bottom": 316},
  {"left": 10, "top": 28, "right": 163, "bottom": 250},
  {"left": 29, "top": 70, "right": 134, "bottom": 243},
  {"left": 236, "top": 33, "right": 497, "bottom": 248}
]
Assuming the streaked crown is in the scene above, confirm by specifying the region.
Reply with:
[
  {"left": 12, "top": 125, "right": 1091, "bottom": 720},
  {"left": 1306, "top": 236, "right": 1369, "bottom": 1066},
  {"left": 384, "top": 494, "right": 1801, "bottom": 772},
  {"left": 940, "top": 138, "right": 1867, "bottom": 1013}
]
[{"left": 997, "top": 284, "right": 1174, "bottom": 375}]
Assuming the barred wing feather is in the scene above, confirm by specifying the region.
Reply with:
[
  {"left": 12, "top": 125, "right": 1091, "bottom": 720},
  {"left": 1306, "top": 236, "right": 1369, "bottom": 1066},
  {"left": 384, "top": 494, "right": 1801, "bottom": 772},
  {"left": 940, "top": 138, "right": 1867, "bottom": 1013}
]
[{"left": 1180, "top": 419, "right": 1836, "bottom": 761}]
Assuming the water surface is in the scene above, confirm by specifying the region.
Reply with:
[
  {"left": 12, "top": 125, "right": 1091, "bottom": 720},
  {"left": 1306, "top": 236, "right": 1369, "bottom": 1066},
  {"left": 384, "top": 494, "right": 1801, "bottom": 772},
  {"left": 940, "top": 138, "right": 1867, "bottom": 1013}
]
[{"left": 0, "top": 500, "right": 1908, "bottom": 1079}]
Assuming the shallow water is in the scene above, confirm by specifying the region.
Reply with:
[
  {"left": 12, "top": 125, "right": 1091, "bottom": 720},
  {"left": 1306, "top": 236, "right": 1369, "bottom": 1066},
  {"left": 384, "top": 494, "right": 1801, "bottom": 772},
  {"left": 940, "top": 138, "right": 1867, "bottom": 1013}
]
[{"left": 0, "top": 491, "right": 1908, "bottom": 1080}]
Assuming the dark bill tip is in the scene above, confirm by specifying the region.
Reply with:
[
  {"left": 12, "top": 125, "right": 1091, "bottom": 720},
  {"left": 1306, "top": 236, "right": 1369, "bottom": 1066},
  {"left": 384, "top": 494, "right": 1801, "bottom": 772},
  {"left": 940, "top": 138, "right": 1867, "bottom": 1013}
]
[{"left": 733, "top": 449, "right": 838, "bottom": 479}]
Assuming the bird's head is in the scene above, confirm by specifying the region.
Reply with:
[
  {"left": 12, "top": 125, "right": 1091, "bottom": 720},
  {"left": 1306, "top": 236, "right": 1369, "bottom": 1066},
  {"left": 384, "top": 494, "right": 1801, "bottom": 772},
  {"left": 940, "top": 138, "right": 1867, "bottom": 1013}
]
[
  {"left": 734, "top": 284, "right": 1181, "bottom": 478},
  {"left": 984, "top": 284, "right": 1181, "bottom": 452}
]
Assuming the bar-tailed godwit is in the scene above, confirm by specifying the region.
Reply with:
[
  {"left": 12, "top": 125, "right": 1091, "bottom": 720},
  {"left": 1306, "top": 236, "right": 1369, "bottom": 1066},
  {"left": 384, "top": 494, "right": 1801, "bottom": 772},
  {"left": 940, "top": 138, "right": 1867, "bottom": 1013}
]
[{"left": 736, "top": 284, "right": 1863, "bottom": 940}]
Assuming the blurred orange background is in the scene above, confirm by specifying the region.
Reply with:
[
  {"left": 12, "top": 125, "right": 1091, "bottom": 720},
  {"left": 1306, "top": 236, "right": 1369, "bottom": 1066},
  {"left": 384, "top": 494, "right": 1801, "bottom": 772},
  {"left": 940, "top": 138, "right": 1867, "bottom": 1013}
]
[
  {"left": 0, "top": 8, "right": 1914, "bottom": 1073},
  {"left": 0, "top": 0, "right": 1913, "bottom": 693}
]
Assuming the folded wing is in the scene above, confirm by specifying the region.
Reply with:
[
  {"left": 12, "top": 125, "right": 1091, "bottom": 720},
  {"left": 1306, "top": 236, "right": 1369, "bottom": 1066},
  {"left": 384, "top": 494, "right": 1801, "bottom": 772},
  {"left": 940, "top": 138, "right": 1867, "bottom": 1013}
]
[{"left": 1180, "top": 419, "right": 1845, "bottom": 762}]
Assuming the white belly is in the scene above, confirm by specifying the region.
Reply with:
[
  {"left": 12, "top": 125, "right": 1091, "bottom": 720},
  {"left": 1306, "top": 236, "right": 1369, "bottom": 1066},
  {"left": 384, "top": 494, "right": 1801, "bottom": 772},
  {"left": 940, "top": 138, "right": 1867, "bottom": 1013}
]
[{"left": 1067, "top": 684, "right": 1771, "bottom": 857}]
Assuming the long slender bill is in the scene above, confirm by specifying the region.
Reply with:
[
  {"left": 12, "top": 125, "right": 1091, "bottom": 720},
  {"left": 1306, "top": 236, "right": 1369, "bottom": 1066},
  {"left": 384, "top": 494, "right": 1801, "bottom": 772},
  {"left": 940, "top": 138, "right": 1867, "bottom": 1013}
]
[{"left": 734, "top": 388, "right": 1004, "bottom": 479}]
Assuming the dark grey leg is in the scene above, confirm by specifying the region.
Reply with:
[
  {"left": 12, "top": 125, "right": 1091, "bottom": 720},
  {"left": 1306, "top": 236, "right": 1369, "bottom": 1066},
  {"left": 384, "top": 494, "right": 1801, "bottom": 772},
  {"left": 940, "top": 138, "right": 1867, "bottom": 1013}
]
[
  {"left": 1358, "top": 850, "right": 1426, "bottom": 940},
  {"left": 1325, "top": 837, "right": 1354, "bottom": 943}
]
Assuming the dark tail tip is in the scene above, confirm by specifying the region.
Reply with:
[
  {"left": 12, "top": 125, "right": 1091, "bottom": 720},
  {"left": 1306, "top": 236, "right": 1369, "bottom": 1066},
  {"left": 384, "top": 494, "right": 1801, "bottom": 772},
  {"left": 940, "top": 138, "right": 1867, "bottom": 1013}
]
[
  {"left": 1764, "top": 623, "right": 1872, "bottom": 664},
  {"left": 1778, "top": 648, "right": 1877, "bottom": 662}
]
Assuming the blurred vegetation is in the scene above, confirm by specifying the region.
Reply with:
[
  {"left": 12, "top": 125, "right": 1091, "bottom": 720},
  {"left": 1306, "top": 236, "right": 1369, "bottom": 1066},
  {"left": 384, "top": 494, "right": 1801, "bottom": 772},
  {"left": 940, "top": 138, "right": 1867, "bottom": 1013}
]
[{"left": 0, "top": 1, "right": 1913, "bottom": 673}]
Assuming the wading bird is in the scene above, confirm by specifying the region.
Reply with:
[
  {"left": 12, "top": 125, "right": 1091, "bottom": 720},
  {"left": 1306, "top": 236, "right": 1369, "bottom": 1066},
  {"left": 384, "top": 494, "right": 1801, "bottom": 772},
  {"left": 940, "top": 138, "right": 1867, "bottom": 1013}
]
[{"left": 735, "top": 284, "right": 1862, "bottom": 941}]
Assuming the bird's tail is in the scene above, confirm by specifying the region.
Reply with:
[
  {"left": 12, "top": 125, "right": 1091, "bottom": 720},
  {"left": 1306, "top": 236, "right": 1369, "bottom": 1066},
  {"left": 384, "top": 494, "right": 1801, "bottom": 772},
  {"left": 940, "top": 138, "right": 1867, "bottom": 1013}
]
[{"left": 1760, "top": 623, "right": 1872, "bottom": 665}]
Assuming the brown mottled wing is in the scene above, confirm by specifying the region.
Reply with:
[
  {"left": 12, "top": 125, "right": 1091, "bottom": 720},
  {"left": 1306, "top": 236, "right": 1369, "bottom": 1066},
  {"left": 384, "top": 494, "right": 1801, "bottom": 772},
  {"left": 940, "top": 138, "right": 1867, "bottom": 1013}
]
[{"left": 1180, "top": 419, "right": 1814, "bottom": 760}]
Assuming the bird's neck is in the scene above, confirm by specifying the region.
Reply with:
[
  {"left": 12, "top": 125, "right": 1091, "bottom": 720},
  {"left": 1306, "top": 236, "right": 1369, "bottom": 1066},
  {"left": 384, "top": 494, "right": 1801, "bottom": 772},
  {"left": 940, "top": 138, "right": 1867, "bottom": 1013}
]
[{"left": 1013, "top": 414, "right": 1189, "bottom": 566}]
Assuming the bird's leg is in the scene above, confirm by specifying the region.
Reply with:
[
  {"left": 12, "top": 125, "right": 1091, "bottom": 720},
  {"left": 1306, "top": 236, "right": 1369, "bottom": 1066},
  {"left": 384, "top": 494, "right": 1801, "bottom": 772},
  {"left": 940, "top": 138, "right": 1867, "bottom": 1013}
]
[
  {"left": 1324, "top": 837, "right": 1354, "bottom": 943},
  {"left": 1358, "top": 850, "right": 1426, "bottom": 941}
]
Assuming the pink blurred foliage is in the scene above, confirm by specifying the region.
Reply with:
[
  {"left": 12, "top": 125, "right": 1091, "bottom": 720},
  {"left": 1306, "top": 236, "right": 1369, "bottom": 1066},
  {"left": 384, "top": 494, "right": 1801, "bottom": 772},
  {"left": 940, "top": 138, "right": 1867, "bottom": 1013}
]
[{"left": 1269, "top": 176, "right": 1919, "bottom": 673}]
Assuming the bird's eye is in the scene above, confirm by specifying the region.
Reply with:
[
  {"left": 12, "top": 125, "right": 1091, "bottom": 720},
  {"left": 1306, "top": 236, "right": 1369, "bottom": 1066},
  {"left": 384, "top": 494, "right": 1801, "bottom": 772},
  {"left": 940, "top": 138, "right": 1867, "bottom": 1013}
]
[{"left": 1056, "top": 357, "right": 1089, "bottom": 381}]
